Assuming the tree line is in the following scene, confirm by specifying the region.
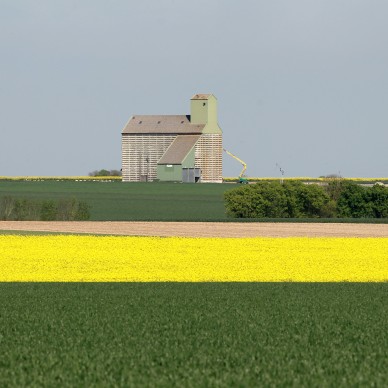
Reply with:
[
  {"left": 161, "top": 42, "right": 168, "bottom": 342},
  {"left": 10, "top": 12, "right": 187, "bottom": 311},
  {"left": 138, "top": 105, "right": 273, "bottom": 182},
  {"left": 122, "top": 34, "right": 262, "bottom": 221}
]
[
  {"left": 89, "top": 169, "right": 121, "bottom": 177},
  {"left": 0, "top": 196, "right": 91, "bottom": 221},
  {"left": 224, "top": 180, "right": 388, "bottom": 219}
]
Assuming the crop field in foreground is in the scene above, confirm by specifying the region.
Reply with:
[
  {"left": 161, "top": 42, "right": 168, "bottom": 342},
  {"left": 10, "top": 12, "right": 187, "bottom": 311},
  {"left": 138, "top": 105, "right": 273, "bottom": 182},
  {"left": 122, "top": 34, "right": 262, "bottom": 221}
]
[
  {"left": 0, "top": 283, "right": 387, "bottom": 387},
  {"left": 1, "top": 235, "right": 387, "bottom": 281}
]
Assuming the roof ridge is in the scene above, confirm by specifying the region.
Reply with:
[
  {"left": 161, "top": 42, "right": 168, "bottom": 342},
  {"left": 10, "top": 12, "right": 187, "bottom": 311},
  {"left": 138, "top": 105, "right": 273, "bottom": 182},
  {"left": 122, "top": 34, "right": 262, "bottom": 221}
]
[
  {"left": 122, "top": 115, "right": 204, "bottom": 134},
  {"left": 190, "top": 94, "right": 214, "bottom": 100}
]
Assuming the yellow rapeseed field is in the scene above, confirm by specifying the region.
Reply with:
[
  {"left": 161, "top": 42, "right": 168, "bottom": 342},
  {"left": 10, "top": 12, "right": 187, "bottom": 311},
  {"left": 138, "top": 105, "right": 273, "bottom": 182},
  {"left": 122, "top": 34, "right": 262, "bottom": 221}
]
[{"left": 0, "top": 235, "right": 387, "bottom": 282}]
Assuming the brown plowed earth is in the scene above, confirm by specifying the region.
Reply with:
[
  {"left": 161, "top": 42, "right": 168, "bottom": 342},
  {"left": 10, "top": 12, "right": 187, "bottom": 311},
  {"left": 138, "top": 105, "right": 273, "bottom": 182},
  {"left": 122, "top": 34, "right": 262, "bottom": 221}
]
[{"left": 1, "top": 221, "right": 387, "bottom": 237}]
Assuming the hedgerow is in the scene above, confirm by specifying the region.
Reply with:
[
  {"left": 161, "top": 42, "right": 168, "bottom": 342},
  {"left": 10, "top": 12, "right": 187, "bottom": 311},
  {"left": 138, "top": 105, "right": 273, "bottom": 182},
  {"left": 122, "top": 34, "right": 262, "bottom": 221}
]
[
  {"left": 224, "top": 180, "right": 388, "bottom": 218},
  {"left": 0, "top": 196, "right": 91, "bottom": 221}
]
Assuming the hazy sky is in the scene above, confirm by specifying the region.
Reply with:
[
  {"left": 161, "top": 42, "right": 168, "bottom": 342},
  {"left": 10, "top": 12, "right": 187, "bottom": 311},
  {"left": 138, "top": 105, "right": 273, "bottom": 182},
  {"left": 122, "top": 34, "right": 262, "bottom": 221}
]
[{"left": 1, "top": 0, "right": 387, "bottom": 178}]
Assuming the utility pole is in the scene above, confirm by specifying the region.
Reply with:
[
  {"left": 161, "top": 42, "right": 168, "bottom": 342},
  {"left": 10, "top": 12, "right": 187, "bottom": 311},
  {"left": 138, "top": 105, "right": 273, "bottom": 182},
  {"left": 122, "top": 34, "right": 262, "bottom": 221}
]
[{"left": 276, "top": 163, "right": 285, "bottom": 184}]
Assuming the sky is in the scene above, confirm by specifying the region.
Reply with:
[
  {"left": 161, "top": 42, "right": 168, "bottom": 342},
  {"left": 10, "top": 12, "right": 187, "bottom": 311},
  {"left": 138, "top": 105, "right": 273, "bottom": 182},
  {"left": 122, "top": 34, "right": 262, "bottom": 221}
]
[{"left": 1, "top": 0, "right": 387, "bottom": 178}]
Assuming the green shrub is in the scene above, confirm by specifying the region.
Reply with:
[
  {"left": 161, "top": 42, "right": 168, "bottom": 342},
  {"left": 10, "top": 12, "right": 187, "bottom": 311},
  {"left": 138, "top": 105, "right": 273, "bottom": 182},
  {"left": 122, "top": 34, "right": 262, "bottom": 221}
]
[
  {"left": 369, "top": 184, "right": 388, "bottom": 218},
  {"left": 224, "top": 181, "right": 330, "bottom": 218},
  {"left": 337, "top": 182, "right": 388, "bottom": 218},
  {"left": 0, "top": 196, "right": 91, "bottom": 221},
  {"left": 14, "top": 199, "right": 40, "bottom": 221},
  {"left": 299, "top": 183, "right": 331, "bottom": 217},
  {"left": 283, "top": 181, "right": 331, "bottom": 217},
  {"left": 40, "top": 200, "right": 58, "bottom": 221},
  {"left": 89, "top": 169, "right": 121, "bottom": 177},
  {"left": 324, "top": 177, "right": 346, "bottom": 202},
  {"left": 337, "top": 182, "right": 374, "bottom": 218},
  {"left": 0, "top": 196, "right": 15, "bottom": 220},
  {"left": 57, "top": 198, "right": 90, "bottom": 221},
  {"left": 225, "top": 180, "right": 388, "bottom": 219}
]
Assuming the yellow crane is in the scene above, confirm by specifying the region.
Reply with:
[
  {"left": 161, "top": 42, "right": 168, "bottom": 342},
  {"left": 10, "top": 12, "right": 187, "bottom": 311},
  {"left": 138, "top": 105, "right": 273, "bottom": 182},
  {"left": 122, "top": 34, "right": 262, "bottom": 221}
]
[{"left": 223, "top": 148, "right": 249, "bottom": 184}]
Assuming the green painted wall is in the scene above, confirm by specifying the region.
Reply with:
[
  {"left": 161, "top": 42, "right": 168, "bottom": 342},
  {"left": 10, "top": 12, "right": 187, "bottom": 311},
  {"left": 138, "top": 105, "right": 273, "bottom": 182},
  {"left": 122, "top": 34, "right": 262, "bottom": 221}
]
[
  {"left": 190, "top": 95, "right": 222, "bottom": 134},
  {"left": 157, "top": 164, "right": 182, "bottom": 182},
  {"left": 157, "top": 145, "right": 196, "bottom": 182},
  {"left": 190, "top": 99, "right": 208, "bottom": 125},
  {"left": 182, "top": 146, "right": 195, "bottom": 168},
  {"left": 202, "top": 122, "right": 222, "bottom": 134}
]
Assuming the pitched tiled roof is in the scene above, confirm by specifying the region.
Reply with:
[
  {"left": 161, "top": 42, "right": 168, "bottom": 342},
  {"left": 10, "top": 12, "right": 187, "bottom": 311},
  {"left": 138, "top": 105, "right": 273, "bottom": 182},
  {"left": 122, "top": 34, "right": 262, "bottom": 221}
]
[
  {"left": 158, "top": 135, "right": 200, "bottom": 164},
  {"left": 122, "top": 115, "right": 204, "bottom": 134}
]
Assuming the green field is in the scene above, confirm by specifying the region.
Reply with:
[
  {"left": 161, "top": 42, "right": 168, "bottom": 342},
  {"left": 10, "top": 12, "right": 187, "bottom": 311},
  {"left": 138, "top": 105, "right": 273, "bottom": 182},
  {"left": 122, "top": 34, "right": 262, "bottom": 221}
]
[
  {"left": 0, "top": 181, "right": 230, "bottom": 221},
  {"left": 0, "top": 283, "right": 386, "bottom": 386},
  {"left": 1, "top": 181, "right": 388, "bottom": 222}
]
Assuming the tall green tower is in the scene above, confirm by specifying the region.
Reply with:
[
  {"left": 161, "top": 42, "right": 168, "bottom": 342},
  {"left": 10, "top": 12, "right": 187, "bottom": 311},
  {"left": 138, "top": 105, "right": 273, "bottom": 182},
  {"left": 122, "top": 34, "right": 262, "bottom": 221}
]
[{"left": 190, "top": 94, "right": 222, "bottom": 134}]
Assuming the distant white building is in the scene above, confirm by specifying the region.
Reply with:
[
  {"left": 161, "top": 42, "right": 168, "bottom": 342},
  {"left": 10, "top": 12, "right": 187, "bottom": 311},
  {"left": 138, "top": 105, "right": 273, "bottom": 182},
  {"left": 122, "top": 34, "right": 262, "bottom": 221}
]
[{"left": 121, "top": 94, "right": 222, "bottom": 183}]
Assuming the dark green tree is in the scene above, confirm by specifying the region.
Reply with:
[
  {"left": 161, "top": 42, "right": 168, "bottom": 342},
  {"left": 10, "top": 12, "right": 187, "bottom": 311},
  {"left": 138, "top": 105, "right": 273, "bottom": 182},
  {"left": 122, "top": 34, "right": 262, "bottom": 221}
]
[
  {"left": 0, "top": 196, "right": 15, "bottom": 220},
  {"left": 75, "top": 201, "right": 91, "bottom": 220},
  {"left": 224, "top": 181, "right": 330, "bottom": 218},
  {"left": 336, "top": 182, "right": 374, "bottom": 218},
  {"left": 40, "top": 200, "right": 58, "bottom": 221},
  {"left": 297, "top": 183, "right": 330, "bottom": 217},
  {"left": 369, "top": 184, "right": 388, "bottom": 218}
]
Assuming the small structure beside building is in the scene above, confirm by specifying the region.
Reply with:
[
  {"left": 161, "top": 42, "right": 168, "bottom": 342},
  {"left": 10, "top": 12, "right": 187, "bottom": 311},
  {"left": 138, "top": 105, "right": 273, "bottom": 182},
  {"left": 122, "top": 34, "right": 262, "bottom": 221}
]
[{"left": 121, "top": 94, "right": 222, "bottom": 183}]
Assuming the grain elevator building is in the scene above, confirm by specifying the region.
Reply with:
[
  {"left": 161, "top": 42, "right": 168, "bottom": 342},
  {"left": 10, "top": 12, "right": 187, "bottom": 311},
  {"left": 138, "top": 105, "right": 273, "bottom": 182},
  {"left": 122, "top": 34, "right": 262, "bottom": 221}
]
[{"left": 121, "top": 94, "right": 222, "bottom": 183}]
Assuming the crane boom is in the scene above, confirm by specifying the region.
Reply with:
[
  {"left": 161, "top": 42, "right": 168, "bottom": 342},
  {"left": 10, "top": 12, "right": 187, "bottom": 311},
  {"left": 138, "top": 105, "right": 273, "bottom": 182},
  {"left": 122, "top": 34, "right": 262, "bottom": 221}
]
[{"left": 223, "top": 148, "right": 248, "bottom": 183}]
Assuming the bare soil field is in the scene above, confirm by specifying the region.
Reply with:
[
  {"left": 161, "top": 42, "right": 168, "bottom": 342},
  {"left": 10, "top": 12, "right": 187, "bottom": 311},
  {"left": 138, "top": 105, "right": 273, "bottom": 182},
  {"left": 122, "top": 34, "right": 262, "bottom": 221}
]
[{"left": 1, "top": 221, "right": 387, "bottom": 237}]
